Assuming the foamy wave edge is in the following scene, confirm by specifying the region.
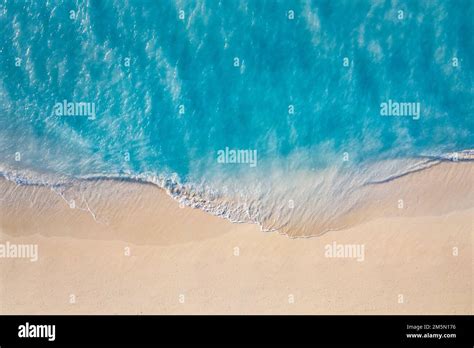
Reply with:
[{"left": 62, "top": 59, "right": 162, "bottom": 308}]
[{"left": 1, "top": 149, "right": 473, "bottom": 234}]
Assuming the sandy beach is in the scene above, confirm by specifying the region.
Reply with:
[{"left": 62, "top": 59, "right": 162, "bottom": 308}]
[{"left": 0, "top": 162, "right": 472, "bottom": 314}]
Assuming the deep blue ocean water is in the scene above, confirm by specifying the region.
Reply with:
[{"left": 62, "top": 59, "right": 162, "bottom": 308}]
[{"left": 1, "top": 0, "right": 473, "bottom": 233}]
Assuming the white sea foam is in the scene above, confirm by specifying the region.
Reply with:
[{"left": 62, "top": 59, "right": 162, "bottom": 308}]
[{"left": 1, "top": 150, "right": 472, "bottom": 236}]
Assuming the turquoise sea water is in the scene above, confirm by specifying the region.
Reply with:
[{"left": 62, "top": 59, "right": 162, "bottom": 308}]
[{"left": 1, "top": 0, "right": 473, "bottom": 234}]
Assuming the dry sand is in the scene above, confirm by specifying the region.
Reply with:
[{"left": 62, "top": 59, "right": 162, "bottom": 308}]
[{"left": 0, "top": 162, "right": 472, "bottom": 314}]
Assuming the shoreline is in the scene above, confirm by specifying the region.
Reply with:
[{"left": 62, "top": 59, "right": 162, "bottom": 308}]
[
  {"left": 1, "top": 158, "right": 473, "bottom": 237},
  {"left": 0, "top": 162, "right": 472, "bottom": 314}
]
